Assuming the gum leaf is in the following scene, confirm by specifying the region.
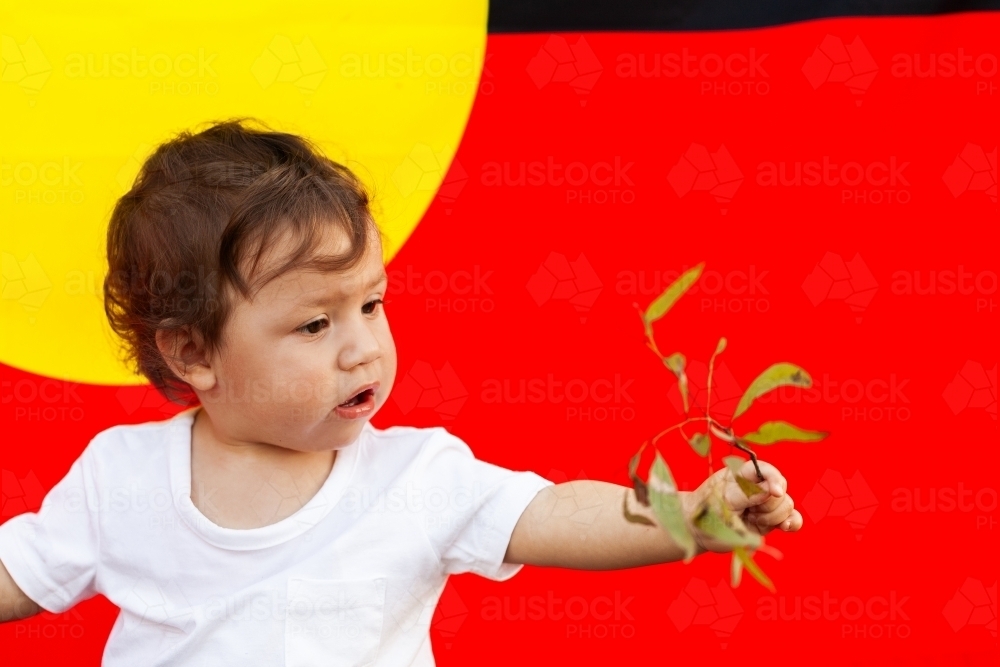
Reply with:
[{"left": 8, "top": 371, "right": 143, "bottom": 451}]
[
  {"left": 648, "top": 451, "right": 696, "bottom": 561},
  {"left": 723, "top": 456, "right": 765, "bottom": 498},
  {"left": 622, "top": 489, "right": 656, "bottom": 526},
  {"left": 663, "top": 352, "right": 686, "bottom": 377},
  {"left": 644, "top": 263, "right": 705, "bottom": 324},
  {"left": 694, "top": 506, "right": 760, "bottom": 549},
  {"left": 662, "top": 353, "right": 688, "bottom": 413},
  {"left": 628, "top": 442, "right": 649, "bottom": 506},
  {"left": 731, "top": 551, "right": 744, "bottom": 587},
  {"left": 734, "top": 546, "right": 775, "bottom": 592},
  {"left": 688, "top": 433, "right": 711, "bottom": 457},
  {"left": 733, "top": 363, "right": 813, "bottom": 420},
  {"left": 714, "top": 337, "right": 727, "bottom": 356},
  {"left": 740, "top": 421, "right": 828, "bottom": 445}
]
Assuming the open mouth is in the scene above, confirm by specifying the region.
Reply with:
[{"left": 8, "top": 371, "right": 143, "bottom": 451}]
[{"left": 338, "top": 388, "right": 375, "bottom": 408}]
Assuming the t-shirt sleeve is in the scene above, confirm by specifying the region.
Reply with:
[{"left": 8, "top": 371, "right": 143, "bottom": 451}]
[
  {"left": 416, "top": 428, "right": 554, "bottom": 582},
  {"left": 0, "top": 443, "right": 101, "bottom": 613}
]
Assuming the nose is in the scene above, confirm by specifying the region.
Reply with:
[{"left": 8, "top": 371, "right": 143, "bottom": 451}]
[{"left": 337, "top": 311, "right": 382, "bottom": 370}]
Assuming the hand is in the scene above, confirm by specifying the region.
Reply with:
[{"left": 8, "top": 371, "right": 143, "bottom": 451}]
[{"left": 683, "top": 459, "right": 802, "bottom": 553}]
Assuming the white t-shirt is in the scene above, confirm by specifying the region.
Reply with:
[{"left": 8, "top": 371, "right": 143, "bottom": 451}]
[{"left": 0, "top": 408, "right": 554, "bottom": 666}]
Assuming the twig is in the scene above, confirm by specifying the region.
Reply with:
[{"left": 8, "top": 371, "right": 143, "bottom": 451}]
[{"left": 732, "top": 439, "right": 764, "bottom": 481}]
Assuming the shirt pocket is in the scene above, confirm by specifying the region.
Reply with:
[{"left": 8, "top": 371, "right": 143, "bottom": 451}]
[{"left": 286, "top": 577, "right": 387, "bottom": 667}]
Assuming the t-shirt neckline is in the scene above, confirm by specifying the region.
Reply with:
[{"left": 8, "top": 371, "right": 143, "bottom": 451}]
[{"left": 168, "top": 407, "right": 363, "bottom": 551}]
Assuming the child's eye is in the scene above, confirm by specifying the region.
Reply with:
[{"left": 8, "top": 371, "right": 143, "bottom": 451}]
[
  {"left": 298, "top": 317, "right": 328, "bottom": 335},
  {"left": 362, "top": 298, "right": 384, "bottom": 315}
]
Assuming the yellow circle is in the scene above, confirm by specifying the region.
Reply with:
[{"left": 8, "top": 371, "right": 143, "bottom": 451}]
[{"left": 1, "top": 1, "right": 486, "bottom": 384}]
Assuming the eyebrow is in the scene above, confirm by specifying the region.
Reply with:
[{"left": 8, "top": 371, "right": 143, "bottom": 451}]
[
  {"left": 302, "top": 270, "right": 387, "bottom": 307},
  {"left": 361, "top": 271, "right": 388, "bottom": 291}
]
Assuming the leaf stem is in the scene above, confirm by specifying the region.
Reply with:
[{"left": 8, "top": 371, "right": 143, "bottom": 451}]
[
  {"left": 732, "top": 438, "right": 764, "bottom": 481},
  {"left": 706, "top": 337, "right": 725, "bottom": 417},
  {"left": 650, "top": 416, "right": 709, "bottom": 447}
]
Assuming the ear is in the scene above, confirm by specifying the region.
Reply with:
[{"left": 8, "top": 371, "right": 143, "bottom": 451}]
[{"left": 155, "top": 327, "right": 217, "bottom": 392}]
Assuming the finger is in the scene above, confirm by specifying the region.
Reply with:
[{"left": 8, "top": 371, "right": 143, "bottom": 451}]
[
  {"left": 750, "top": 506, "right": 803, "bottom": 533},
  {"left": 744, "top": 496, "right": 795, "bottom": 529},
  {"left": 746, "top": 460, "right": 787, "bottom": 498},
  {"left": 780, "top": 509, "right": 803, "bottom": 532},
  {"left": 745, "top": 493, "right": 785, "bottom": 514}
]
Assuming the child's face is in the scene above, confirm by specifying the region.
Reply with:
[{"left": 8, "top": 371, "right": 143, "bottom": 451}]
[{"left": 200, "top": 225, "right": 396, "bottom": 451}]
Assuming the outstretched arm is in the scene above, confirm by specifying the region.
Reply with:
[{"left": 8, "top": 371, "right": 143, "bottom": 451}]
[
  {"left": 504, "top": 459, "right": 801, "bottom": 570},
  {"left": 0, "top": 558, "right": 41, "bottom": 623}
]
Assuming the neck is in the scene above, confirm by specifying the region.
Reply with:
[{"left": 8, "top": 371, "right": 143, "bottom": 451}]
[{"left": 191, "top": 406, "right": 337, "bottom": 469}]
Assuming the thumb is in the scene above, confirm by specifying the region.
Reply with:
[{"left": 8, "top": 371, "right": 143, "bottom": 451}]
[{"left": 745, "top": 460, "right": 787, "bottom": 499}]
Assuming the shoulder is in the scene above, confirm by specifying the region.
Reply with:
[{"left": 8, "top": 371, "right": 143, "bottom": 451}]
[
  {"left": 81, "top": 409, "right": 190, "bottom": 477},
  {"left": 365, "top": 422, "right": 469, "bottom": 453},
  {"left": 361, "top": 422, "right": 473, "bottom": 479}
]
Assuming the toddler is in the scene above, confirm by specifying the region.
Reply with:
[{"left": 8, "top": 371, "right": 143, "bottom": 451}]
[{"left": 0, "top": 119, "right": 801, "bottom": 666}]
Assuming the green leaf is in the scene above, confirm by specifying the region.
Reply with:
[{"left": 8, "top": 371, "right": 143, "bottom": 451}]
[
  {"left": 688, "top": 433, "right": 711, "bottom": 457},
  {"left": 733, "top": 363, "right": 813, "bottom": 420},
  {"left": 648, "top": 451, "right": 696, "bottom": 561},
  {"left": 662, "top": 353, "right": 688, "bottom": 413},
  {"left": 694, "top": 506, "right": 761, "bottom": 549},
  {"left": 740, "top": 421, "right": 828, "bottom": 445},
  {"left": 663, "top": 352, "right": 685, "bottom": 376},
  {"left": 731, "top": 552, "right": 744, "bottom": 587},
  {"left": 622, "top": 489, "right": 656, "bottom": 526},
  {"left": 714, "top": 337, "right": 727, "bottom": 356},
  {"left": 734, "top": 546, "right": 775, "bottom": 592},
  {"left": 644, "top": 263, "right": 704, "bottom": 324},
  {"left": 628, "top": 442, "right": 649, "bottom": 506},
  {"left": 723, "top": 456, "right": 765, "bottom": 498}
]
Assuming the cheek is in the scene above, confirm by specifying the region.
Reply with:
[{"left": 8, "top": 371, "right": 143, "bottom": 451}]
[
  {"left": 379, "top": 327, "right": 398, "bottom": 395},
  {"left": 379, "top": 325, "right": 397, "bottom": 367}
]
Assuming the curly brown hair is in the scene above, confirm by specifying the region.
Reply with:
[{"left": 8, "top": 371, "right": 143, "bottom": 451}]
[{"left": 104, "top": 118, "right": 382, "bottom": 403}]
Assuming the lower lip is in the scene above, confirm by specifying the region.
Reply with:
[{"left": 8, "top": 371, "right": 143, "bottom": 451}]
[{"left": 335, "top": 390, "right": 376, "bottom": 419}]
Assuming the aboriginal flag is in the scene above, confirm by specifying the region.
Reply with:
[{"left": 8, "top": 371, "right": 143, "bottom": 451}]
[{"left": 1, "top": 1, "right": 997, "bottom": 664}]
